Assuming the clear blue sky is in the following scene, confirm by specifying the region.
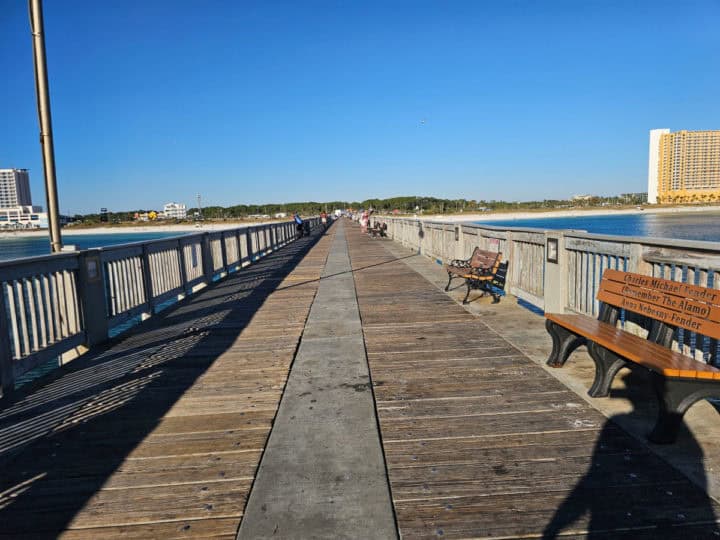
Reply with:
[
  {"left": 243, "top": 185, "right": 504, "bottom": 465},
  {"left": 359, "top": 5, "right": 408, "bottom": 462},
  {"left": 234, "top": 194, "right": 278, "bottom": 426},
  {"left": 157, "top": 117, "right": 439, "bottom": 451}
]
[{"left": 2, "top": 1, "right": 719, "bottom": 214}]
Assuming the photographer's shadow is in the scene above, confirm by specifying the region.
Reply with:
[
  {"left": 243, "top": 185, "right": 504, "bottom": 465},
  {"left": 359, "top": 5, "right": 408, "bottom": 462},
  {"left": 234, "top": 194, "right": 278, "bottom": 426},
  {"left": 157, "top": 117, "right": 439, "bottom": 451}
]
[{"left": 543, "top": 370, "right": 720, "bottom": 539}]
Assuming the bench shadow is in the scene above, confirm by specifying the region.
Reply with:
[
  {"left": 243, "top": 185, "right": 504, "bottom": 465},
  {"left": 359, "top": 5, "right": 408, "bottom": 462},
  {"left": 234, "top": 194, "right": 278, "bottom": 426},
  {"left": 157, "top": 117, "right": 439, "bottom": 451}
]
[
  {"left": 0, "top": 230, "right": 324, "bottom": 537},
  {"left": 542, "top": 370, "right": 720, "bottom": 539}
]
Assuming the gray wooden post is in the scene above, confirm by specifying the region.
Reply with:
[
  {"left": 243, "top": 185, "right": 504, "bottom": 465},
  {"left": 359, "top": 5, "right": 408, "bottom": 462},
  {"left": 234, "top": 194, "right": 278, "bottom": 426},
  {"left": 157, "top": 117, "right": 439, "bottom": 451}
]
[
  {"left": 542, "top": 231, "right": 569, "bottom": 314},
  {"left": 220, "top": 231, "right": 228, "bottom": 273},
  {"left": 246, "top": 227, "right": 254, "bottom": 261},
  {"left": 0, "top": 285, "right": 15, "bottom": 397},
  {"left": 177, "top": 239, "right": 189, "bottom": 295},
  {"left": 201, "top": 232, "right": 214, "bottom": 282},
  {"left": 628, "top": 243, "right": 652, "bottom": 275},
  {"left": 141, "top": 244, "right": 156, "bottom": 315},
  {"left": 235, "top": 229, "right": 242, "bottom": 269},
  {"left": 457, "top": 224, "right": 466, "bottom": 259},
  {"left": 77, "top": 249, "right": 109, "bottom": 347}
]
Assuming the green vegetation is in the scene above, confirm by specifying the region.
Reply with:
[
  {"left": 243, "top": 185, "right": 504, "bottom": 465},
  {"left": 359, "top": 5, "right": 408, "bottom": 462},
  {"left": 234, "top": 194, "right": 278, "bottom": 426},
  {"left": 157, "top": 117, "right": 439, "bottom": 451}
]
[
  {"left": 188, "top": 193, "right": 649, "bottom": 217},
  {"left": 70, "top": 193, "right": 650, "bottom": 224}
]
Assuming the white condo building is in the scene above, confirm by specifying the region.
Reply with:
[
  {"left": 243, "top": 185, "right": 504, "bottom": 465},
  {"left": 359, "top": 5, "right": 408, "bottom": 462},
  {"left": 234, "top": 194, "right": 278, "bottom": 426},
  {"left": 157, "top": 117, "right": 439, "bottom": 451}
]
[
  {"left": 0, "top": 168, "right": 49, "bottom": 228},
  {"left": 0, "top": 169, "right": 32, "bottom": 208},
  {"left": 163, "top": 202, "right": 187, "bottom": 219},
  {"left": 647, "top": 129, "right": 670, "bottom": 204}
]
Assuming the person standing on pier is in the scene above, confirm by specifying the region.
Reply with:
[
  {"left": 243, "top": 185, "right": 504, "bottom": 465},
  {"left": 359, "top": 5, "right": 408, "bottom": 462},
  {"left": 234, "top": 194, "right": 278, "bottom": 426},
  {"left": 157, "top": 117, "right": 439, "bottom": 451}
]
[
  {"left": 320, "top": 211, "right": 328, "bottom": 231},
  {"left": 359, "top": 209, "right": 369, "bottom": 233},
  {"left": 294, "top": 212, "right": 304, "bottom": 238}
]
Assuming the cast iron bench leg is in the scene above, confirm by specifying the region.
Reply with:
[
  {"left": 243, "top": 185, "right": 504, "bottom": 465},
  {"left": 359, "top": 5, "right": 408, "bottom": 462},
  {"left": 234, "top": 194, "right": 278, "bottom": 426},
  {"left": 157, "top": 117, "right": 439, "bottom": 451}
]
[
  {"left": 462, "top": 280, "right": 473, "bottom": 304},
  {"left": 445, "top": 272, "right": 454, "bottom": 291},
  {"left": 545, "top": 320, "right": 586, "bottom": 368},
  {"left": 648, "top": 372, "right": 720, "bottom": 444},
  {"left": 587, "top": 342, "right": 629, "bottom": 397}
]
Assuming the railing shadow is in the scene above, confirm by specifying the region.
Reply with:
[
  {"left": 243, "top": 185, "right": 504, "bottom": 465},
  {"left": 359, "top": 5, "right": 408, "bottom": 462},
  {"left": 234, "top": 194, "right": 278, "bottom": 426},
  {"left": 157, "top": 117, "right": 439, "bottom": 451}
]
[
  {"left": 271, "top": 253, "right": 420, "bottom": 292},
  {"left": 543, "top": 371, "right": 719, "bottom": 539},
  {"left": 0, "top": 229, "right": 326, "bottom": 536}
]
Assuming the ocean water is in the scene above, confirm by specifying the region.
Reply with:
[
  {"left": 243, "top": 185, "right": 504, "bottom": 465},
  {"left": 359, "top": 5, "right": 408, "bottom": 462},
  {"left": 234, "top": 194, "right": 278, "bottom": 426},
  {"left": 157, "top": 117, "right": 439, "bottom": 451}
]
[
  {"left": 475, "top": 211, "right": 720, "bottom": 243},
  {"left": 0, "top": 231, "right": 185, "bottom": 262}
]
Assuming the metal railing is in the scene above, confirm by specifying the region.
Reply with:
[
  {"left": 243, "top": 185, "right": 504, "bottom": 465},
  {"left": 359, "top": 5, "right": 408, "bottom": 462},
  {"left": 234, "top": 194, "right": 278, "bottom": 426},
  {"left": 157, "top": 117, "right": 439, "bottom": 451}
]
[
  {"left": 378, "top": 216, "right": 720, "bottom": 364},
  {"left": 0, "top": 219, "right": 317, "bottom": 395}
]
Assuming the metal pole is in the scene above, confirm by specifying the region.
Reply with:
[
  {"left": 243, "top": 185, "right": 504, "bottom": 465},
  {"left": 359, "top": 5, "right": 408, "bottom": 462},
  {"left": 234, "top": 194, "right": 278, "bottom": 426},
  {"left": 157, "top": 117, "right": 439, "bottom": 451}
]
[{"left": 29, "top": 0, "right": 63, "bottom": 253}]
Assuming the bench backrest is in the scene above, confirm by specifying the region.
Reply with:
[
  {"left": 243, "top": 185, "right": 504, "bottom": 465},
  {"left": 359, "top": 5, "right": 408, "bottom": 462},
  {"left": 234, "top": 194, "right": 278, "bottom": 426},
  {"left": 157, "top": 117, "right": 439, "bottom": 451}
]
[
  {"left": 469, "top": 248, "right": 502, "bottom": 270},
  {"left": 491, "top": 261, "right": 509, "bottom": 290},
  {"left": 597, "top": 269, "right": 720, "bottom": 340}
]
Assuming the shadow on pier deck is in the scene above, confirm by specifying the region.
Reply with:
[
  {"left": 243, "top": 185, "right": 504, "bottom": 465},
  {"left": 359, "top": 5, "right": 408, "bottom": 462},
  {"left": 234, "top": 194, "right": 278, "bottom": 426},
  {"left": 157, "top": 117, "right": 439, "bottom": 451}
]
[
  {"left": 0, "top": 227, "right": 331, "bottom": 538},
  {"left": 1, "top": 221, "right": 719, "bottom": 539}
]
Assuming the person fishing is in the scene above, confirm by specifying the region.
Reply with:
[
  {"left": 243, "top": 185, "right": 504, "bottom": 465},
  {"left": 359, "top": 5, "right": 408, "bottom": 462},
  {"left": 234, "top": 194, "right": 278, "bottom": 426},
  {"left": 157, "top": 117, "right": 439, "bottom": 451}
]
[{"left": 293, "top": 212, "right": 304, "bottom": 237}]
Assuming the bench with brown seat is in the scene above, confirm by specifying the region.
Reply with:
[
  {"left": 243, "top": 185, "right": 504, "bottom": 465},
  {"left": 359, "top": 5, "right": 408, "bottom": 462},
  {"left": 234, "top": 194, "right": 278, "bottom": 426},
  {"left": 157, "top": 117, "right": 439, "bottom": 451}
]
[
  {"left": 545, "top": 268, "right": 720, "bottom": 443},
  {"left": 444, "top": 247, "right": 507, "bottom": 304}
]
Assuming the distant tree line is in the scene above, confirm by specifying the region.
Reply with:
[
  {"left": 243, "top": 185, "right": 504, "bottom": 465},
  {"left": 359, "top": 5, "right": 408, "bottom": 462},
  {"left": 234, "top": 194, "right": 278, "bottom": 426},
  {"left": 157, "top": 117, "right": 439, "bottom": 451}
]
[{"left": 71, "top": 193, "right": 648, "bottom": 223}]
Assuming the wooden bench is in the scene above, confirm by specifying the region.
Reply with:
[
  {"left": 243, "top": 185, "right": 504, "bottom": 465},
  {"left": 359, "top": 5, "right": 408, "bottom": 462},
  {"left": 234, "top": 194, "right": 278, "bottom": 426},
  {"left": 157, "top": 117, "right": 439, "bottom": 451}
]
[
  {"left": 444, "top": 247, "right": 508, "bottom": 304},
  {"left": 545, "top": 268, "right": 720, "bottom": 444}
]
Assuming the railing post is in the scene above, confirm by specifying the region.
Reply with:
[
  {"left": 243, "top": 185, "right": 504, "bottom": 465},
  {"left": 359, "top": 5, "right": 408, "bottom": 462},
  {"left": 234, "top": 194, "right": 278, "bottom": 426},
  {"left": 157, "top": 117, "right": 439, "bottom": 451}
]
[
  {"left": 246, "top": 227, "right": 254, "bottom": 261},
  {"left": 628, "top": 242, "right": 652, "bottom": 275},
  {"left": 77, "top": 249, "right": 109, "bottom": 347},
  {"left": 542, "top": 231, "right": 568, "bottom": 314},
  {"left": 235, "top": 228, "right": 243, "bottom": 267},
  {"left": 0, "top": 285, "right": 15, "bottom": 398},
  {"left": 416, "top": 221, "right": 422, "bottom": 254},
  {"left": 141, "top": 244, "right": 156, "bottom": 315},
  {"left": 201, "top": 232, "right": 214, "bottom": 283},
  {"left": 177, "top": 239, "right": 189, "bottom": 295},
  {"left": 455, "top": 224, "right": 464, "bottom": 260},
  {"left": 220, "top": 231, "right": 228, "bottom": 273}
]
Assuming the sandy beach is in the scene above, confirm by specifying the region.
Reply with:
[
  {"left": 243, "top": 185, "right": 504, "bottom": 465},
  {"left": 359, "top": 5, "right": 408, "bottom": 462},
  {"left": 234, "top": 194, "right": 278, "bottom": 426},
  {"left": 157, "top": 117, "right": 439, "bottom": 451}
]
[
  {"left": 420, "top": 205, "right": 720, "bottom": 223},
  {"left": 3, "top": 205, "right": 720, "bottom": 237},
  {"left": 0, "top": 221, "right": 279, "bottom": 238}
]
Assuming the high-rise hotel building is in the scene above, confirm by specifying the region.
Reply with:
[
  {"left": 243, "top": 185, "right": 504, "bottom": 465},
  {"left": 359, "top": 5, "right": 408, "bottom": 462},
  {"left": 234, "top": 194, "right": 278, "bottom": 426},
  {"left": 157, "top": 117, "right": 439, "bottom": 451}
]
[
  {"left": 0, "top": 168, "right": 32, "bottom": 208},
  {"left": 647, "top": 129, "right": 720, "bottom": 204}
]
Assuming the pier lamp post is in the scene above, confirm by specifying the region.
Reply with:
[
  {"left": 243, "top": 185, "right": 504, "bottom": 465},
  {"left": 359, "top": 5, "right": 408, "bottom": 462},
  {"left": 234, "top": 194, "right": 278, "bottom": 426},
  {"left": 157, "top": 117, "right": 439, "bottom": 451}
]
[{"left": 29, "top": 0, "right": 63, "bottom": 253}]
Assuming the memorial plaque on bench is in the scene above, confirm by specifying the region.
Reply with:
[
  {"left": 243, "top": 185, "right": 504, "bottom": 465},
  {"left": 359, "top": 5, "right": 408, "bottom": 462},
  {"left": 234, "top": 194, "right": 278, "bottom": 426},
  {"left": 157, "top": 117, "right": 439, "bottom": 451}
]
[{"left": 598, "top": 269, "right": 720, "bottom": 340}]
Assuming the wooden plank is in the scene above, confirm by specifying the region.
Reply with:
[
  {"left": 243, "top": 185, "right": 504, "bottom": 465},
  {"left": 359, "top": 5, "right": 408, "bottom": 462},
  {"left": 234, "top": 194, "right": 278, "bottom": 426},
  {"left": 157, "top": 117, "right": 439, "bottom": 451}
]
[{"left": 53, "top": 518, "right": 239, "bottom": 539}]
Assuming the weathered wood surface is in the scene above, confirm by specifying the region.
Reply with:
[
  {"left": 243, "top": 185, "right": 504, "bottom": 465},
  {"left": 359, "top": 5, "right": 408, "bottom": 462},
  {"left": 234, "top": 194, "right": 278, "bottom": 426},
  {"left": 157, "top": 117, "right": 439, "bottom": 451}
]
[
  {"left": 346, "top": 226, "right": 720, "bottom": 539},
  {"left": 0, "top": 229, "right": 332, "bottom": 538}
]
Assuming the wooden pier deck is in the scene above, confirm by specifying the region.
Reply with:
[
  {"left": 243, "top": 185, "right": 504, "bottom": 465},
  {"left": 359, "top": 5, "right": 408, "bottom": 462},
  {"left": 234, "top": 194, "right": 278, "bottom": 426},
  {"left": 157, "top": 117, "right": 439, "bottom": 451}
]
[
  {"left": 1, "top": 221, "right": 719, "bottom": 539},
  {"left": 0, "top": 230, "right": 333, "bottom": 539},
  {"left": 346, "top": 227, "right": 720, "bottom": 539}
]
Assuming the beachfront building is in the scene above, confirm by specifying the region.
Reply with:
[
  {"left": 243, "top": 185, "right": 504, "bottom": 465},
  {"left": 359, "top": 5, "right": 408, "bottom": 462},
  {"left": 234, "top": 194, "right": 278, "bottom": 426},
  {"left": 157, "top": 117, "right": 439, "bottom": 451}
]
[
  {"left": 163, "top": 202, "right": 187, "bottom": 219},
  {"left": 0, "top": 168, "right": 32, "bottom": 209},
  {"left": 0, "top": 205, "right": 48, "bottom": 229},
  {"left": 647, "top": 129, "right": 720, "bottom": 204}
]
